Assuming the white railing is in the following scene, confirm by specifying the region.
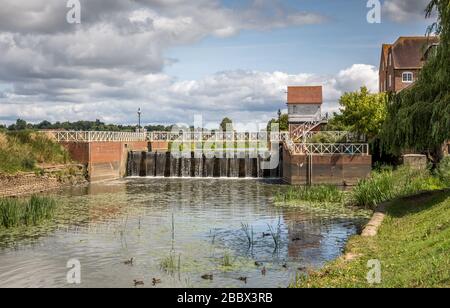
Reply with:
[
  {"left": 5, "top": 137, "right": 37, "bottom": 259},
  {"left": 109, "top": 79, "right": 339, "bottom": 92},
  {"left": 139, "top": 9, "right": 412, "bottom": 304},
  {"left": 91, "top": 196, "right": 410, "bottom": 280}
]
[
  {"left": 302, "top": 131, "right": 366, "bottom": 143},
  {"left": 43, "top": 131, "right": 147, "bottom": 142},
  {"left": 148, "top": 131, "right": 290, "bottom": 142},
  {"left": 42, "top": 130, "right": 290, "bottom": 143},
  {"left": 288, "top": 143, "right": 369, "bottom": 155}
]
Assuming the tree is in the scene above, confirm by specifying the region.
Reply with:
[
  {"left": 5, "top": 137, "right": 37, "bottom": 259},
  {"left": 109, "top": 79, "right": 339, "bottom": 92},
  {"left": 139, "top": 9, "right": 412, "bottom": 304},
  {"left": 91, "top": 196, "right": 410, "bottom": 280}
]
[
  {"left": 220, "top": 117, "right": 233, "bottom": 131},
  {"left": 330, "top": 87, "right": 388, "bottom": 140},
  {"left": 381, "top": 0, "right": 450, "bottom": 161},
  {"left": 267, "top": 114, "right": 289, "bottom": 131},
  {"left": 8, "top": 119, "right": 28, "bottom": 131}
]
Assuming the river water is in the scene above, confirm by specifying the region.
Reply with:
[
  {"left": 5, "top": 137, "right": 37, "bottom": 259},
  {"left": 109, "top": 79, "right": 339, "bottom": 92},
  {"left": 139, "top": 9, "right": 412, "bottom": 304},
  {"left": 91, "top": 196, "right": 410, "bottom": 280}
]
[{"left": 0, "top": 178, "right": 367, "bottom": 288}]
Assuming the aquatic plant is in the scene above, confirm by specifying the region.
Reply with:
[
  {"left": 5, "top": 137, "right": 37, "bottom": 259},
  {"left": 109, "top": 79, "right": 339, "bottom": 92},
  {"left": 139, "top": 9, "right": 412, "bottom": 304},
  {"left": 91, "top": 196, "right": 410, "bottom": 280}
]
[
  {"left": 240, "top": 223, "right": 254, "bottom": 248},
  {"left": 275, "top": 185, "right": 344, "bottom": 204},
  {"left": 266, "top": 217, "right": 282, "bottom": 250},
  {"left": 160, "top": 253, "right": 180, "bottom": 276},
  {"left": 222, "top": 252, "right": 233, "bottom": 267},
  {"left": 0, "top": 195, "right": 57, "bottom": 228}
]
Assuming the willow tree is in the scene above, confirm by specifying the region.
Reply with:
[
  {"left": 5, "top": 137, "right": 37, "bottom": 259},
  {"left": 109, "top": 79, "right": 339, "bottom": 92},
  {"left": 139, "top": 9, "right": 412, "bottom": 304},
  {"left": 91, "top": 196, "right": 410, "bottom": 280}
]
[{"left": 381, "top": 0, "right": 450, "bottom": 161}]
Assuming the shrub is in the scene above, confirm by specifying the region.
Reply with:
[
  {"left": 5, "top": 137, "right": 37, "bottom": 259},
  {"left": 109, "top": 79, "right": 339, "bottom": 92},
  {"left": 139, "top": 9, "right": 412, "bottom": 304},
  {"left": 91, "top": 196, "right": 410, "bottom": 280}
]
[{"left": 436, "top": 156, "right": 450, "bottom": 186}]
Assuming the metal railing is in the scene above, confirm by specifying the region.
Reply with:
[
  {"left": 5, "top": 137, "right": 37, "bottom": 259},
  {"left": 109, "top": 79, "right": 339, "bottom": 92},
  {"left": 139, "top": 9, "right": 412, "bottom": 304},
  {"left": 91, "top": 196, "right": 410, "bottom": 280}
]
[
  {"left": 43, "top": 131, "right": 147, "bottom": 142},
  {"left": 148, "top": 131, "right": 290, "bottom": 142},
  {"left": 42, "top": 130, "right": 290, "bottom": 143},
  {"left": 288, "top": 143, "right": 370, "bottom": 155},
  {"left": 302, "top": 131, "right": 366, "bottom": 143}
]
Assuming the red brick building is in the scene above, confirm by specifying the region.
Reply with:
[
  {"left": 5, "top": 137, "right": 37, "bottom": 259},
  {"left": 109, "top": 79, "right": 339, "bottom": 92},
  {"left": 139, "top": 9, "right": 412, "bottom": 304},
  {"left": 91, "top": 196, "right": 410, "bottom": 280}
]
[{"left": 379, "top": 36, "right": 439, "bottom": 93}]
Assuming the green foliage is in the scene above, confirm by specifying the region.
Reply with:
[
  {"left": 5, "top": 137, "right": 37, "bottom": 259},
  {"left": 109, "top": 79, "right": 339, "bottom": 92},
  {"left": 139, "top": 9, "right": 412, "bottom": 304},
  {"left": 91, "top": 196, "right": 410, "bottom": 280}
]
[
  {"left": 351, "top": 166, "right": 444, "bottom": 209},
  {"left": 436, "top": 156, "right": 450, "bottom": 186},
  {"left": 381, "top": 1, "right": 450, "bottom": 158},
  {"left": 296, "top": 191, "right": 450, "bottom": 288},
  {"left": 1, "top": 118, "right": 173, "bottom": 132},
  {"left": 0, "top": 131, "right": 69, "bottom": 174},
  {"left": 220, "top": 117, "right": 233, "bottom": 131},
  {"left": 275, "top": 185, "right": 344, "bottom": 204},
  {"left": 0, "top": 196, "right": 57, "bottom": 229},
  {"left": 267, "top": 113, "right": 288, "bottom": 132},
  {"left": 330, "top": 87, "right": 388, "bottom": 140}
]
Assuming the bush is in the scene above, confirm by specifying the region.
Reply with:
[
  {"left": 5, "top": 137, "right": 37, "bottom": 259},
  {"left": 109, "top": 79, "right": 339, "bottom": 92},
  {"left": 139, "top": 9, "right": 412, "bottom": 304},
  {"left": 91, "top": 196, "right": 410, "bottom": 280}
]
[{"left": 436, "top": 156, "right": 450, "bottom": 186}]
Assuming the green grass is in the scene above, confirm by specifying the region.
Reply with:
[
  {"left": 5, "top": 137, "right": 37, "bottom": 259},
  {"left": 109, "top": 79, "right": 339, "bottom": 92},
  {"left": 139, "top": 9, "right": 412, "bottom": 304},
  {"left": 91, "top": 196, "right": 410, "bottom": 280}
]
[
  {"left": 0, "top": 195, "right": 57, "bottom": 228},
  {"left": 160, "top": 253, "right": 181, "bottom": 275},
  {"left": 275, "top": 185, "right": 344, "bottom": 204},
  {"left": 351, "top": 166, "right": 445, "bottom": 210},
  {"left": 294, "top": 190, "right": 450, "bottom": 288},
  {"left": 0, "top": 130, "right": 69, "bottom": 174}
]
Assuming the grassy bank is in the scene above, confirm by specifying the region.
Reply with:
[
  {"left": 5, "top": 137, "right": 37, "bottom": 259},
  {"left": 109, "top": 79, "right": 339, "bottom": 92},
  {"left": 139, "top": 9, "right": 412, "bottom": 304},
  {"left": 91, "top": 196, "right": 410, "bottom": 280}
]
[
  {"left": 275, "top": 158, "right": 450, "bottom": 210},
  {"left": 0, "top": 131, "right": 69, "bottom": 174},
  {"left": 294, "top": 190, "right": 450, "bottom": 288},
  {"left": 0, "top": 195, "right": 57, "bottom": 228}
]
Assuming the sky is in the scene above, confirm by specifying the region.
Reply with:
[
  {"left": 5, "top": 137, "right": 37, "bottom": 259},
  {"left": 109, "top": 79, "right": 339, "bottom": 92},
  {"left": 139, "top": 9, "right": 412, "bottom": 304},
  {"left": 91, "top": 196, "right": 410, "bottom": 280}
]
[{"left": 0, "top": 0, "right": 435, "bottom": 129}]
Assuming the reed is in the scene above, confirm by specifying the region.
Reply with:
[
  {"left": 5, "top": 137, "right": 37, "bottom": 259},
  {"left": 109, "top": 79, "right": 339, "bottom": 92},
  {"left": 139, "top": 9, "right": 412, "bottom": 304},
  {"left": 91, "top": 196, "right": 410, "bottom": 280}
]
[
  {"left": 0, "top": 195, "right": 57, "bottom": 228},
  {"left": 222, "top": 252, "right": 233, "bottom": 267},
  {"left": 351, "top": 166, "right": 444, "bottom": 209},
  {"left": 160, "top": 253, "right": 177, "bottom": 275}
]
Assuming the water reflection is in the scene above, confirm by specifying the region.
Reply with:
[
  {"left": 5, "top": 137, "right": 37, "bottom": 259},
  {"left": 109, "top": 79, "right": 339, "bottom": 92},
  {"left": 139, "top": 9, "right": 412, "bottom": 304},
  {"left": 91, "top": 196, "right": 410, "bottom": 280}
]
[{"left": 0, "top": 179, "right": 366, "bottom": 288}]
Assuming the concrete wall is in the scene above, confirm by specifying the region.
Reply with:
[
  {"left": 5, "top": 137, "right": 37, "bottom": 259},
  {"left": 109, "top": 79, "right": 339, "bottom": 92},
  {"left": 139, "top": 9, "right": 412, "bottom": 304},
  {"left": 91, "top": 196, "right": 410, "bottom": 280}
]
[
  {"left": 62, "top": 141, "right": 148, "bottom": 182},
  {"left": 282, "top": 146, "right": 372, "bottom": 185}
]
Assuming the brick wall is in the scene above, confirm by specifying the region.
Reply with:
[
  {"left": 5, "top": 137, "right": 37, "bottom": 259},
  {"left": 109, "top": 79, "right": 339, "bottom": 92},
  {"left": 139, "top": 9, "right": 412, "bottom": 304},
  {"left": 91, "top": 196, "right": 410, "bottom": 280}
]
[
  {"left": 282, "top": 146, "right": 372, "bottom": 185},
  {"left": 62, "top": 141, "right": 148, "bottom": 182}
]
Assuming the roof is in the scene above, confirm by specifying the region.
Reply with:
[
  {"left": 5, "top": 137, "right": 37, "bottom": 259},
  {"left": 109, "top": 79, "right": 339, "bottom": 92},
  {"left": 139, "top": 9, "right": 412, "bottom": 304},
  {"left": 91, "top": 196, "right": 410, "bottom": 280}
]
[
  {"left": 391, "top": 36, "right": 440, "bottom": 69},
  {"left": 287, "top": 86, "right": 322, "bottom": 104},
  {"left": 381, "top": 44, "right": 392, "bottom": 64}
]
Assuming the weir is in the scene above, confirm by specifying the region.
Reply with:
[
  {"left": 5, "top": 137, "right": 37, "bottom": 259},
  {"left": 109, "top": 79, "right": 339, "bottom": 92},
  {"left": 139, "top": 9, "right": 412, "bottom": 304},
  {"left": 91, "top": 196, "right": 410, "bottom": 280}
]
[{"left": 127, "top": 151, "right": 282, "bottom": 178}]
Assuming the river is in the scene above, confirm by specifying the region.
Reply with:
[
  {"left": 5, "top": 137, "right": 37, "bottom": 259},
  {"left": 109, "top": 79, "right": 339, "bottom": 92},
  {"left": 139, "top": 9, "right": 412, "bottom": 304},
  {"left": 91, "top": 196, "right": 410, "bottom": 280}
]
[{"left": 0, "top": 178, "right": 366, "bottom": 288}]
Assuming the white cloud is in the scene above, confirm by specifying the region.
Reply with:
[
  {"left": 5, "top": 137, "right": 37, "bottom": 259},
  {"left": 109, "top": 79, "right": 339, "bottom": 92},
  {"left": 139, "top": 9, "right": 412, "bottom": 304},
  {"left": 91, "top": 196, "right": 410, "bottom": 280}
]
[
  {"left": 0, "top": 65, "right": 379, "bottom": 126},
  {"left": 382, "top": 0, "right": 431, "bottom": 23},
  {"left": 0, "top": 0, "right": 329, "bottom": 127}
]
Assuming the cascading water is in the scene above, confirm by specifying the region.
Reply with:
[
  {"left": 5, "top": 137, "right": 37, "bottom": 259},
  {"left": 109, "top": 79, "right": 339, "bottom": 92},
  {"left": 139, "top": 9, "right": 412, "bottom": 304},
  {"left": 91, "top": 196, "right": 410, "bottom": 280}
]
[{"left": 127, "top": 149, "right": 282, "bottom": 178}]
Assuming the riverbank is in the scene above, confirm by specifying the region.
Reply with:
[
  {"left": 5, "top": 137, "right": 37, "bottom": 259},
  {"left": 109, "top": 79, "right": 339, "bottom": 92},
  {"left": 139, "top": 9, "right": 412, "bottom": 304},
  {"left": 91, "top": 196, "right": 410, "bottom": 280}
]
[
  {"left": 0, "top": 164, "right": 87, "bottom": 198},
  {"left": 294, "top": 189, "right": 450, "bottom": 288}
]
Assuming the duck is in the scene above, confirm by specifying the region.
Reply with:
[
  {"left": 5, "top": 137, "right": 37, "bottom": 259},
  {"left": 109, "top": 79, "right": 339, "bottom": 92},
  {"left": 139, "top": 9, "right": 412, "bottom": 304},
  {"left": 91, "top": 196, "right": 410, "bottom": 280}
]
[
  {"left": 201, "top": 274, "right": 213, "bottom": 280},
  {"left": 124, "top": 257, "right": 134, "bottom": 265},
  {"left": 152, "top": 278, "right": 162, "bottom": 286},
  {"left": 133, "top": 279, "right": 144, "bottom": 286},
  {"left": 255, "top": 261, "right": 263, "bottom": 267},
  {"left": 282, "top": 263, "right": 288, "bottom": 269},
  {"left": 238, "top": 277, "right": 248, "bottom": 284}
]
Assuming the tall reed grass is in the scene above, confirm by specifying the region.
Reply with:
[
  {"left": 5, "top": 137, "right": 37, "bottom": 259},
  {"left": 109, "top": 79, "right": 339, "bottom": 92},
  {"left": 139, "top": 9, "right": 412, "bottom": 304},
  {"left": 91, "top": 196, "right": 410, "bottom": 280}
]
[
  {"left": 0, "top": 195, "right": 57, "bottom": 228},
  {"left": 351, "top": 166, "right": 444, "bottom": 209}
]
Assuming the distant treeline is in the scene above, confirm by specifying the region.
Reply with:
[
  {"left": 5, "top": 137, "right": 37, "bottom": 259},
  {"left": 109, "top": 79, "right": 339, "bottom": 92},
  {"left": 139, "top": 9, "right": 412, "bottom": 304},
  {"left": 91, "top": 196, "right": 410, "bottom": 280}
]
[{"left": 0, "top": 119, "right": 174, "bottom": 132}]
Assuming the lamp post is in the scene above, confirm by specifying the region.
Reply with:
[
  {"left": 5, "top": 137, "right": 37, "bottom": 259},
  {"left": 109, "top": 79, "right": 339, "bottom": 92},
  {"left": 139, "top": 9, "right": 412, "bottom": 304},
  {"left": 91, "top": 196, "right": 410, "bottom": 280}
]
[{"left": 137, "top": 108, "right": 141, "bottom": 132}]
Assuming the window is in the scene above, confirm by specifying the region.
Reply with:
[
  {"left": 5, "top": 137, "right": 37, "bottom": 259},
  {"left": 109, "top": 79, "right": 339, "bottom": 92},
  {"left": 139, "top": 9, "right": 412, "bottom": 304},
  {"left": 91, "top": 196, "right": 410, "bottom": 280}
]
[
  {"left": 293, "top": 105, "right": 298, "bottom": 114},
  {"left": 389, "top": 53, "right": 392, "bottom": 66},
  {"left": 389, "top": 74, "right": 392, "bottom": 88},
  {"left": 402, "top": 72, "right": 414, "bottom": 83}
]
